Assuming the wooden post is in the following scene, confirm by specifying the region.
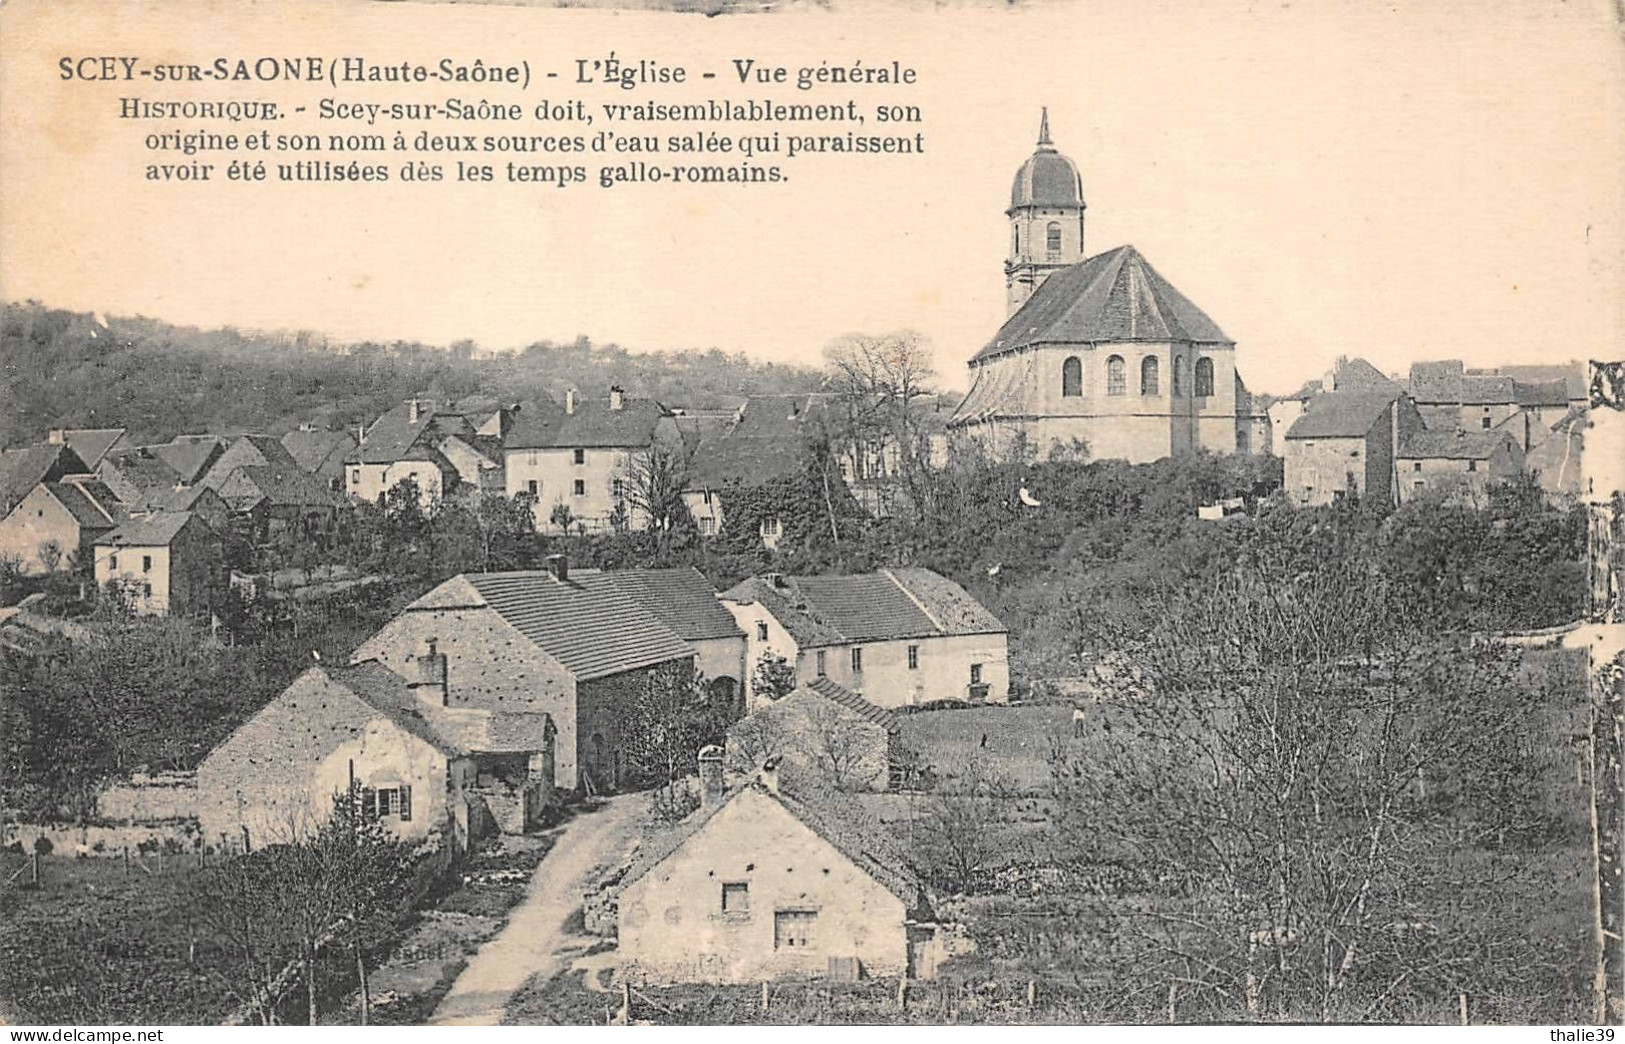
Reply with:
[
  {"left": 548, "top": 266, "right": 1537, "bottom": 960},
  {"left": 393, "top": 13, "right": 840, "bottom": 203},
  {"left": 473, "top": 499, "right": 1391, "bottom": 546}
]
[
  {"left": 898, "top": 979, "right": 907, "bottom": 1011},
  {"left": 1458, "top": 993, "right": 1468, "bottom": 1025},
  {"left": 357, "top": 946, "right": 370, "bottom": 1026},
  {"left": 620, "top": 980, "right": 630, "bottom": 1024},
  {"left": 761, "top": 981, "right": 770, "bottom": 1011},
  {"left": 242, "top": 825, "right": 251, "bottom": 854},
  {"left": 29, "top": 850, "right": 40, "bottom": 887},
  {"left": 123, "top": 846, "right": 130, "bottom": 876},
  {"left": 1027, "top": 980, "right": 1037, "bottom": 1008}
]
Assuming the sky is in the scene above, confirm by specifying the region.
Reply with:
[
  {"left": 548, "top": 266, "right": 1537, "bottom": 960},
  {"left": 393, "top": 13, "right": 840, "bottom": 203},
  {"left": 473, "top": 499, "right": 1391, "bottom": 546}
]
[{"left": 1, "top": 0, "right": 1622, "bottom": 394}]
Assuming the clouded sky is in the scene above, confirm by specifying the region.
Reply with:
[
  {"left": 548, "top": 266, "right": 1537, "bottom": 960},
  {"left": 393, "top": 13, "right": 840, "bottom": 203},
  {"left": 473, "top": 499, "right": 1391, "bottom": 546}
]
[{"left": 2, "top": 0, "right": 1621, "bottom": 393}]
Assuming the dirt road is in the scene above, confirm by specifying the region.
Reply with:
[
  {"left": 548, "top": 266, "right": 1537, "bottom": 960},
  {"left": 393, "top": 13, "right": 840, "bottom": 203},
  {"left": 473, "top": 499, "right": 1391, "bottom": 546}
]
[{"left": 429, "top": 793, "right": 647, "bottom": 1025}]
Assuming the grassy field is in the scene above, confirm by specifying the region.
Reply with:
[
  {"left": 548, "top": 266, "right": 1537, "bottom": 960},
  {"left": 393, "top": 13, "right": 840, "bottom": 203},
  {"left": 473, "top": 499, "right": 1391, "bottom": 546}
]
[{"left": 896, "top": 703, "right": 1071, "bottom": 793}]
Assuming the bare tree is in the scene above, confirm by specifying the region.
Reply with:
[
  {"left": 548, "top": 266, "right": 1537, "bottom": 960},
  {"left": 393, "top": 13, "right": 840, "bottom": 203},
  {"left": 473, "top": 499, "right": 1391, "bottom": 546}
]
[
  {"left": 822, "top": 330, "right": 939, "bottom": 520},
  {"left": 622, "top": 443, "right": 690, "bottom": 551},
  {"left": 912, "top": 752, "right": 1018, "bottom": 896},
  {"left": 802, "top": 697, "right": 885, "bottom": 791}
]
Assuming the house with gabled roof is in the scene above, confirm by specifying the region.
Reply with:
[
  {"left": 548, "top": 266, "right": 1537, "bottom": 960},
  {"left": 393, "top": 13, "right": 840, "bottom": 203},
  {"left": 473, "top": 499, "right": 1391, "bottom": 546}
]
[
  {"left": 214, "top": 464, "right": 349, "bottom": 544},
  {"left": 721, "top": 567, "right": 1010, "bottom": 708},
  {"left": 96, "top": 447, "right": 185, "bottom": 514},
  {"left": 350, "top": 556, "right": 696, "bottom": 792},
  {"left": 502, "top": 387, "right": 682, "bottom": 533},
  {"left": 280, "top": 427, "right": 358, "bottom": 492},
  {"left": 345, "top": 399, "right": 465, "bottom": 506},
  {"left": 92, "top": 510, "right": 224, "bottom": 616},
  {"left": 616, "top": 758, "right": 939, "bottom": 983},
  {"left": 1396, "top": 429, "right": 1526, "bottom": 504},
  {"left": 0, "top": 473, "right": 123, "bottom": 575},
  {"left": 1408, "top": 360, "right": 1520, "bottom": 437},
  {"left": 197, "top": 434, "right": 300, "bottom": 492},
  {"left": 1282, "top": 389, "right": 1424, "bottom": 508},
  {"left": 726, "top": 677, "right": 904, "bottom": 792},
  {"left": 195, "top": 660, "right": 556, "bottom": 853},
  {"left": 45, "top": 427, "right": 131, "bottom": 471},
  {"left": 575, "top": 565, "right": 747, "bottom": 710},
  {"left": 148, "top": 435, "right": 228, "bottom": 487}
]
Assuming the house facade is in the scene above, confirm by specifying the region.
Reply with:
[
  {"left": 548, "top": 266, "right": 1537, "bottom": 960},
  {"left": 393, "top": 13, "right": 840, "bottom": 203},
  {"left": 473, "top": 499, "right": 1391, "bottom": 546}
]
[
  {"left": 616, "top": 765, "right": 932, "bottom": 984},
  {"left": 281, "top": 427, "right": 359, "bottom": 493},
  {"left": 195, "top": 661, "right": 555, "bottom": 852},
  {"left": 346, "top": 399, "right": 464, "bottom": 505},
  {"left": 1396, "top": 429, "right": 1526, "bottom": 504},
  {"left": 350, "top": 558, "right": 695, "bottom": 792},
  {"left": 0, "top": 477, "right": 122, "bottom": 575},
  {"left": 725, "top": 678, "right": 902, "bottom": 792},
  {"left": 92, "top": 511, "right": 224, "bottom": 616},
  {"left": 503, "top": 388, "right": 683, "bottom": 533},
  {"left": 721, "top": 568, "right": 1010, "bottom": 708},
  {"left": 1282, "top": 391, "right": 1424, "bottom": 508}
]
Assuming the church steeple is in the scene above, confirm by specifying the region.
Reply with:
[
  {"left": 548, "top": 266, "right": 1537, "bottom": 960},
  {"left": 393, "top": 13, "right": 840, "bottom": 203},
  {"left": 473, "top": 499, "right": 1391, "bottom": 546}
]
[{"left": 1005, "top": 109, "right": 1086, "bottom": 315}]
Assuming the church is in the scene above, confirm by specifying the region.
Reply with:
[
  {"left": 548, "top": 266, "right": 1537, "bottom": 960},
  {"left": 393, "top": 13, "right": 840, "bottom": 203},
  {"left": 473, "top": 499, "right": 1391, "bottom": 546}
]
[{"left": 949, "top": 112, "right": 1271, "bottom": 463}]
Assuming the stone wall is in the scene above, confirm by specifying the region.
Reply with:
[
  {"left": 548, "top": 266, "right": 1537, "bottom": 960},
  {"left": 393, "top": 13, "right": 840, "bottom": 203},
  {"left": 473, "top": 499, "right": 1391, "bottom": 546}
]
[{"left": 96, "top": 771, "right": 197, "bottom": 822}]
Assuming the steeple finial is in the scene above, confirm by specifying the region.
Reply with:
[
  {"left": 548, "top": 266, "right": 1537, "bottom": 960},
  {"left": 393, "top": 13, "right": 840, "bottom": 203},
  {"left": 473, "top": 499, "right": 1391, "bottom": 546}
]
[{"left": 1037, "top": 107, "right": 1052, "bottom": 148}]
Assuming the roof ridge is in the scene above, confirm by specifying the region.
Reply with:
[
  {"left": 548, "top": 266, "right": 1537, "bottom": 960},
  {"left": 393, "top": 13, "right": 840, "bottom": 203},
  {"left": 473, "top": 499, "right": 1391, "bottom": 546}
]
[{"left": 882, "top": 568, "right": 946, "bottom": 634}]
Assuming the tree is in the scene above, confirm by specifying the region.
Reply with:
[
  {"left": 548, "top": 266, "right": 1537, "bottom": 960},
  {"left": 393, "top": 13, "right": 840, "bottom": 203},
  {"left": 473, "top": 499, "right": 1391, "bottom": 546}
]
[
  {"left": 619, "top": 662, "right": 730, "bottom": 818},
  {"left": 622, "top": 443, "right": 690, "bottom": 548},
  {"left": 801, "top": 697, "right": 885, "bottom": 791},
  {"left": 35, "top": 539, "right": 63, "bottom": 575},
  {"left": 912, "top": 752, "right": 1018, "bottom": 896},
  {"left": 822, "top": 330, "right": 939, "bottom": 523},
  {"left": 750, "top": 649, "right": 798, "bottom": 703}
]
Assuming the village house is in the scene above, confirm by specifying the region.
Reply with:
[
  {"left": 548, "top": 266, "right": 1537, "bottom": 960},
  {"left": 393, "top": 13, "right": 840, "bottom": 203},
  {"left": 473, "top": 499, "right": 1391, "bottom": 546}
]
[
  {"left": 1282, "top": 389, "right": 1424, "bottom": 508},
  {"left": 616, "top": 757, "right": 941, "bottom": 984},
  {"left": 350, "top": 556, "right": 695, "bottom": 793},
  {"left": 726, "top": 678, "right": 903, "bottom": 792},
  {"left": 503, "top": 387, "right": 683, "bottom": 533},
  {"left": 345, "top": 399, "right": 465, "bottom": 505},
  {"left": 1406, "top": 360, "right": 1524, "bottom": 445},
  {"left": 148, "top": 434, "right": 228, "bottom": 487},
  {"left": 213, "top": 463, "right": 350, "bottom": 545},
  {"left": 1396, "top": 429, "right": 1527, "bottom": 504},
  {"left": 681, "top": 394, "right": 832, "bottom": 546},
  {"left": 149, "top": 483, "right": 233, "bottom": 534},
  {"left": 576, "top": 565, "right": 748, "bottom": 712},
  {"left": 0, "top": 443, "right": 109, "bottom": 573},
  {"left": 280, "top": 426, "right": 359, "bottom": 493},
  {"left": 45, "top": 427, "right": 131, "bottom": 471},
  {"left": 195, "top": 660, "right": 556, "bottom": 853},
  {"left": 721, "top": 567, "right": 1010, "bottom": 708},
  {"left": 92, "top": 510, "right": 224, "bottom": 616},
  {"left": 96, "top": 447, "right": 186, "bottom": 514},
  {"left": 196, "top": 434, "right": 301, "bottom": 491},
  {"left": 1265, "top": 357, "right": 1401, "bottom": 453}
]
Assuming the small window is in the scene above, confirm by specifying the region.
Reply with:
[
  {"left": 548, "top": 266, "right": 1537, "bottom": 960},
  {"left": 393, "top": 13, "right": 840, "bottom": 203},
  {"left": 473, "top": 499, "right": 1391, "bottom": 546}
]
[
  {"left": 351, "top": 469, "right": 361, "bottom": 484},
  {"left": 756, "top": 621, "right": 769, "bottom": 642},
  {"left": 1195, "top": 357, "right": 1215, "bottom": 397},
  {"left": 700, "top": 516, "right": 716, "bottom": 536},
  {"left": 970, "top": 663, "right": 983, "bottom": 685},
  {"left": 1061, "top": 356, "right": 1082, "bottom": 398},
  {"left": 1481, "top": 417, "right": 1492, "bottom": 430},
  {"left": 109, "top": 553, "right": 118, "bottom": 571},
  {"left": 1046, "top": 221, "right": 1062, "bottom": 256},
  {"left": 1141, "top": 356, "right": 1160, "bottom": 397},
  {"left": 816, "top": 650, "right": 827, "bottom": 677},
  {"left": 141, "top": 555, "right": 152, "bottom": 573},
  {"left": 376, "top": 788, "right": 396, "bottom": 817},
  {"left": 573, "top": 448, "right": 585, "bottom": 466},
  {"left": 1106, "top": 356, "right": 1126, "bottom": 396},
  {"left": 527, "top": 479, "right": 538, "bottom": 496},
  {"left": 774, "top": 910, "right": 817, "bottom": 950},
  {"left": 573, "top": 479, "right": 585, "bottom": 497},
  {"left": 907, "top": 645, "right": 919, "bottom": 670},
  {"left": 1413, "top": 462, "right": 1422, "bottom": 472},
  {"left": 612, "top": 479, "right": 625, "bottom": 500},
  {"left": 721, "top": 882, "right": 750, "bottom": 916},
  {"left": 1468, "top": 460, "right": 1479, "bottom": 472},
  {"left": 1172, "top": 357, "right": 1187, "bottom": 397},
  {"left": 762, "top": 518, "right": 782, "bottom": 537},
  {"left": 851, "top": 647, "right": 863, "bottom": 673}
]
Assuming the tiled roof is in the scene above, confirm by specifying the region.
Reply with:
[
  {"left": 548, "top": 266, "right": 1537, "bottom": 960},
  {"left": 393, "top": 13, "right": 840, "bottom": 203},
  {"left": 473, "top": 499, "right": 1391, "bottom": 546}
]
[
  {"left": 199, "top": 435, "right": 299, "bottom": 490},
  {"left": 150, "top": 436, "right": 226, "bottom": 485},
  {"left": 722, "top": 569, "right": 1005, "bottom": 648},
  {"left": 501, "top": 400, "right": 569, "bottom": 451},
  {"left": 1333, "top": 357, "right": 1401, "bottom": 393},
  {"left": 281, "top": 429, "right": 357, "bottom": 476},
  {"left": 619, "top": 776, "right": 926, "bottom": 913},
  {"left": 1398, "top": 429, "right": 1516, "bottom": 461},
  {"left": 575, "top": 567, "right": 743, "bottom": 642},
  {"left": 97, "top": 511, "right": 197, "bottom": 547},
  {"left": 1, "top": 444, "right": 89, "bottom": 517},
  {"left": 507, "top": 397, "right": 672, "bottom": 450},
  {"left": 1284, "top": 390, "right": 1399, "bottom": 440},
  {"left": 218, "top": 464, "right": 345, "bottom": 510},
  {"left": 1514, "top": 379, "right": 1570, "bottom": 409},
  {"left": 58, "top": 429, "right": 126, "bottom": 469},
  {"left": 46, "top": 482, "right": 118, "bottom": 529},
  {"left": 802, "top": 677, "right": 902, "bottom": 735},
  {"left": 970, "top": 245, "right": 1230, "bottom": 364},
  {"left": 330, "top": 660, "right": 552, "bottom": 757},
  {"left": 420, "top": 571, "right": 695, "bottom": 681},
  {"left": 1496, "top": 363, "right": 1586, "bottom": 402},
  {"left": 102, "top": 450, "right": 184, "bottom": 509},
  {"left": 1408, "top": 361, "right": 1515, "bottom": 406},
  {"left": 348, "top": 401, "right": 443, "bottom": 465}
]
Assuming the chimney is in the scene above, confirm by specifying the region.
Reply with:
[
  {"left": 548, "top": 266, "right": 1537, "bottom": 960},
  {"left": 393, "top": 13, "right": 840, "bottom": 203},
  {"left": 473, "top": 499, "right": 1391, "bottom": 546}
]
[
  {"left": 609, "top": 386, "right": 625, "bottom": 411},
  {"left": 407, "top": 400, "right": 422, "bottom": 425},
  {"left": 565, "top": 389, "right": 577, "bottom": 415},
  {"left": 411, "top": 638, "right": 449, "bottom": 707},
  {"left": 545, "top": 553, "right": 569, "bottom": 582},
  {"left": 47, "top": 428, "right": 67, "bottom": 445},
  {"left": 762, "top": 572, "right": 784, "bottom": 589},
  {"left": 698, "top": 744, "right": 725, "bottom": 809},
  {"left": 760, "top": 755, "right": 781, "bottom": 794}
]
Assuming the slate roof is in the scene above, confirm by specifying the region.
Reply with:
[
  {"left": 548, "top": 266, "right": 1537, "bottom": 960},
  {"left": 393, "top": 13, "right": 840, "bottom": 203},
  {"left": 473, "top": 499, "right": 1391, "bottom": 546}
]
[
  {"left": 506, "top": 397, "right": 672, "bottom": 450},
  {"left": 618, "top": 776, "right": 927, "bottom": 913},
  {"left": 1, "top": 444, "right": 90, "bottom": 517},
  {"left": 97, "top": 511, "right": 197, "bottom": 547},
  {"left": 329, "top": 660, "right": 552, "bottom": 757},
  {"left": 1514, "top": 379, "right": 1570, "bottom": 409},
  {"left": 574, "top": 567, "right": 743, "bottom": 643},
  {"left": 218, "top": 465, "right": 345, "bottom": 510},
  {"left": 348, "top": 401, "right": 445, "bottom": 465},
  {"left": 1398, "top": 429, "right": 1516, "bottom": 461},
  {"left": 802, "top": 677, "right": 902, "bottom": 735},
  {"left": 150, "top": 436, "right": 227, "bottom": 485},
  {"left": 1284, "top": 390, "right": 1400, "bottom": 440},
  {"left": 281, "top": 429, "right": 357, "bottom": 477},
  {"left": 408, "top": 571, "right": 695, "bottom": 682},
  {"left": 1408, "top": 361, "right": 1515, "bottom": 406},
  {"left": 721, "top": 568, "right": 1006, "bottom": 649},
  {"left": 46, "top": 481, "right": 121, "bottom": 529},
  {"left": 58, "top": 429, "right": 126, "bottom": 470},
  {"left": 102, "top": 449, "right": 184, "bottom": 509},
  {"left": 970, "top": 245, "right": 1230, "bottom": 365}
]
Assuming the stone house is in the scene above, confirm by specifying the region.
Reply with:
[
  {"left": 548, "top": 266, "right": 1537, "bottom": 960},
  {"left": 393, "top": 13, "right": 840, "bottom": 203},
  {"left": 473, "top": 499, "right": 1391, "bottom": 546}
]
[
  {"left": 195, "top": 660, "right": 555, "bottom": 853},
  {"left": 280, "top": 427, "right": 359, "bottom": 493},
  {"left": 1267, "top": 356, "right": 1402, "bottom": 455},
  {"left": 1282, "top": 390, "right": 1425, "bottom": 508},
  {"left": 721, "top": 567, "right": 1010, "bottom": 708},
  {"left": 681, "top": 395, "right": 828, "bottom": 543},
  {"left": 0, "top": 475, "right": 123, "bottom": 575},
  {"left": 196, "top": 434, "right": 300, "bottom": 492},
  {"left": 345, "top": 399, "right": 465, "bottom": 506},
  {"left": 92, "top": 510, "right": 224, "bottom": 616},
  {"left": 576, "top": 565, "right": 748, "bottom": 712},
  {"left": 1407, "top": 361, "right": 1521, "bottom": 440},
  {"left": 149, "top": 435, "right": 228, "bottom": 487},
  {"left": 503, "top": 387, "right": 683, "bottom": 533},
  {"left": 616, "top": 760, "right": 937, "bottom": 983},
  {"left": 96, "top": 448, "right": 185, "bottom": 514},
  {"left": 46, "top": 427, "right": 131, "bottom": 471},
  {"left": 1396, "top": 429, "right": 1527, "bottom": 504},
  {"left": 726, "top": 678, "right": 903, "bottom": 792},
  {"left": 214, "top": 463, "right": 349, "bottom": 545},
  {"left": 350, "top": 556, "right": 695, "bottom": 793}
]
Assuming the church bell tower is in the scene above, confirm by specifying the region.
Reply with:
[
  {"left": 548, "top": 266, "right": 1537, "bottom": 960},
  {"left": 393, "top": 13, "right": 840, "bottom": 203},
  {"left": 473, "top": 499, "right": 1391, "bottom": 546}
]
[{"left": 1005, "top": 108, "right": 1086, "bottom": 315}]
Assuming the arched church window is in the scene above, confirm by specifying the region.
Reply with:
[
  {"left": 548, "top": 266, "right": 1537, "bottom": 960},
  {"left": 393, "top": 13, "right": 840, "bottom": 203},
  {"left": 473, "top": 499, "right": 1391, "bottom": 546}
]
[
  {"left": 1061, "top": 356, "right": 1083, "bottom": 398},
  {"left": 1141, "top": 356, "right": 1160, "bottom": 396},
  {"left": 1106, "top": 356, "right": 1126, "bottom": 396},
  {"left": 1046, "top": 222, "right": 1062, "bottom": 256},
  {"left": 1195, "top": 357, "right": 1215, "bottom": 397},
  {"left": 1173, "top": 357, "right": 1187, "bottom": 397}
]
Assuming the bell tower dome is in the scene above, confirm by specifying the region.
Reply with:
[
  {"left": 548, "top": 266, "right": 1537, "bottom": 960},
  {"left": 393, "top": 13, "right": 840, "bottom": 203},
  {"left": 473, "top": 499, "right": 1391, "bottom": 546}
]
[{"left": 1005, "top": 108, "right": 1086, "bottom": 315}]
